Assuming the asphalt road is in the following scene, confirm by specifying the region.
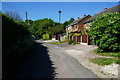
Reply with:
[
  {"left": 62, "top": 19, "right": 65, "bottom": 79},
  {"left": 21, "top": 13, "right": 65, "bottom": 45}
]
[{"left": 16, "top": 40, "right": 99, "bottom": 79}]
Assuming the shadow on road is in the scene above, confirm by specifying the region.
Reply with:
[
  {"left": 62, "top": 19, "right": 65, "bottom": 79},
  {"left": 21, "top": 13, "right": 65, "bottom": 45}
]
[{"left": 15, "top": 42, "right": 57, "bottom": 79}]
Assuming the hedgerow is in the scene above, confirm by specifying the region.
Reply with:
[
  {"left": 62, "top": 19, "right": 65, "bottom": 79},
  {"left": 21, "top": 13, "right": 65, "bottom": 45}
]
[
  {"left": 2, "top": 13, "right": 34, "bottom": 78},
  {"left": 89, "top": 12, "right": 120, "bottom": 53}
]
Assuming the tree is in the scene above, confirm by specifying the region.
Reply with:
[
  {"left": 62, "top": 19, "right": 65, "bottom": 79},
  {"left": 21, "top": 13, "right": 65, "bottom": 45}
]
[
  {"left": 47, "top": 23, "right": 65, "bottom": 35},
  {"left": 28, "top": 18, "right": 54, "bottom": 39},
  {"left": 25, "top": 18, "right": 69, "bottom": 40},
  {"left": 64, "top": 18, "right": 74, "bottom": 26},
  {"left": 89, "top": 12, "right": 120, "bottom": 52},
  {"left": 6, "top": 11, "right": 23, "bottom": 21},
  {"left": 25, "top": 19, "right": 33, "bottom": 32}
]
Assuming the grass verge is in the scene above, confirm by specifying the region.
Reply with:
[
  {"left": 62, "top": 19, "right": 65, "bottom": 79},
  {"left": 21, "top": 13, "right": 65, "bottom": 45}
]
[
  {"left": 50, "top": 41, "right": 65, "bottom": 44},
  {"left": 93, "top": 49, "right": 120, "bottom": 58},
  {"left": 90, "top": 58, "right": 120, "bottom": 66}
]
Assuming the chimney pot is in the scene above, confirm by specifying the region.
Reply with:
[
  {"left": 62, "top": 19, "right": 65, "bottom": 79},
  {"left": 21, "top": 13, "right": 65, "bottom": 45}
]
[{"left": 78, "top": 17, "right": 80, "bottom": 19}]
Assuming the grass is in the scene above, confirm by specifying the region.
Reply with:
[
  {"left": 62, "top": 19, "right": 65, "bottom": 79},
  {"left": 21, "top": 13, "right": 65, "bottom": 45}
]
[
  {"left": 50, "top": 42, "right": 61, "bottom": 44},
  {"left": 91, "top": 49, "right": 120, "bottom": 66},
  {"left": 50, "top": 41, "right": 65, "bottom": 44},
  {"left": 73, "top": 42, "right": 80, "bottom": 45},
  {"left": 50, "top": 41, "right": 80, "bottom": 45},
  {"left": 90, "top": 58, "right": 120, "bottom": 66},
  {"left": 93, "top": 49, "right": 120, "bottom": 58},
  {"left": 39, "top": 38, "right": 50, "bottom": 40}
]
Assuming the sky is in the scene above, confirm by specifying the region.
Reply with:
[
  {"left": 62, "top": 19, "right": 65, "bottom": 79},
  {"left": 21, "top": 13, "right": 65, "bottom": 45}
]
[
  {"left": 2, "top": 0, "right": 120, "bottom": 2},
  {"left": 2, "top": 2, "right": 119, "bottom": 23}
]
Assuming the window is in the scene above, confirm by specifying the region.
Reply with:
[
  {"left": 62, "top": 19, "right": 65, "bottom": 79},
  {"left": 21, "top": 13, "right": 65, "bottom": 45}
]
[
  {"left": 75, "top": 25, "right": 77, "bottom": 29},
  {"left": 72, "top": 25, "right": 74, "bottom": 29},
  {"left": 86, "top": 23, "right": 89, "bottom": 28},
  {"left": 68, "top": 27, "right": 70, "bottom": 30}
]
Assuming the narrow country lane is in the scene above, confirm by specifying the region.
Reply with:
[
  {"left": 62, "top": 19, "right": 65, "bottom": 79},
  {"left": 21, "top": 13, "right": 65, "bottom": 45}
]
[{"left": 16, "top": 40, "right": 99, "bottom": 79}]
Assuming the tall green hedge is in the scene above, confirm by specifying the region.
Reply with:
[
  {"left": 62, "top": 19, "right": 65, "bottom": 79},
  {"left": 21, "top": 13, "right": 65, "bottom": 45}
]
[
  {"left": 89, "top": 12, "right": 120, "bottom": 52},
  {"left": 2, "top": 13, "right": 34, "bottom": 78}
]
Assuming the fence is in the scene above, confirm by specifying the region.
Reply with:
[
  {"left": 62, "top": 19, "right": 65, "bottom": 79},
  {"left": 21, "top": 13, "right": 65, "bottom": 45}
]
[{"left": 68, "top": 35, "right": 88, "bottom": 44}]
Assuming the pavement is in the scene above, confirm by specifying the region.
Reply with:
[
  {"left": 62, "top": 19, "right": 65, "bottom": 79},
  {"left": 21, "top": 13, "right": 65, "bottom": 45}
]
[{"left": 16, "top": 40, "right": 99, "bottom": 79}]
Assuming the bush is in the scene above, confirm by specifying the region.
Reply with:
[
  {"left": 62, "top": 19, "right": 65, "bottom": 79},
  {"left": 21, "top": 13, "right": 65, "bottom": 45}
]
[
  {"left": 89, "top": 12, "right": 120, "bottom": 53},
  {"left": 43, "top": 34, "right": 45, "bottom": 40},
  {"left": 68, "top": 40, "right": 73, "bottom": 44},
  {"left": 2, "top": 13, "right": 34, "bottom": 78},
  {"left": 42, "top": 33, "right": 50, "bottom": 40},
  {"left": 73, "top": 33, "right": 81, "bottom": 36}
]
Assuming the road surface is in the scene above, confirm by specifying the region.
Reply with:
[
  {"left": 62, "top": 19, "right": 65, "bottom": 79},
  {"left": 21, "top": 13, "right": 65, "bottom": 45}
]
[{"left": 16, "top": 40, "right": 99, "bottom": 79}]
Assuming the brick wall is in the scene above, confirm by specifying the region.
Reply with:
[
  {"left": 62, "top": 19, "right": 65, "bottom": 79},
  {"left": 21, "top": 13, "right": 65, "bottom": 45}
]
[{"left": 78, "top": 15, "right": 91, "bottom": 31}]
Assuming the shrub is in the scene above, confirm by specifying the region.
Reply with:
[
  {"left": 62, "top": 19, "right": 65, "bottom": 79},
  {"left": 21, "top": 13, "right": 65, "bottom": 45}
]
[
  {"left": 43, "top": 34, "right": 46, "bottom": 40},
  {"left": 46, "top": 33, "right": 50, "bottom": 39},
  {"left": 89, "top": 12, "right": 120, "bottom": 53},
  {"left": 2, "top": 13, "right": 34, "bottom": 78},
  {"left": 68, "top": 40, "right": 73, "bottom": 44},
  {"left": 73, "top": 33, "right": 81, "bottom": 36},
  {"left": 42, "top": 33, "right": 50, "bottom": 40}
]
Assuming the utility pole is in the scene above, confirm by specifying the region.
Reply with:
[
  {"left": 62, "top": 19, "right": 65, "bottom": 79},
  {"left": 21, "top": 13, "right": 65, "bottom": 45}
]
[
  {"left": 26, "top": 12, "right": 28, "bottom": 20},
  {"left": 58, "top": 10, "right": 62, "bottom": 23}
]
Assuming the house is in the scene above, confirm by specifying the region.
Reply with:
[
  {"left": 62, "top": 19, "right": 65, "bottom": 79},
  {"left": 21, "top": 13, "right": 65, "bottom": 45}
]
[
  {"left": 84, "top": 4, "right": 120, "bottom": 29},
  {"left": 83, "top": 4, "right": 120, "bottom": 45},
  {"left": 66, "top": 15, "right": 91, "bottom": 45}
]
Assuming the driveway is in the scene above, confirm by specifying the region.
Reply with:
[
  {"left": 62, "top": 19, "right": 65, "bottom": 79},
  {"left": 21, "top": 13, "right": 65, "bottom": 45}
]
[{"left": 16, "top": 40, "right": 99, "bottom": 79}]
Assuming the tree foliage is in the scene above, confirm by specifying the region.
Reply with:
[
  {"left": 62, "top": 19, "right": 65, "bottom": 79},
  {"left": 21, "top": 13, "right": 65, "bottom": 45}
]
[
  {"left": 64, "top": 18, "right": 74, "bottom": 26},
  {"left": 28, "top": 18, "right": 54, "bottom": 39},
  {"left": 6, "top": 11, "right": 23, "bottom": 21},
  {"left": 48, "top": 23, "right": 65, "bottom": 35},
  {"left": 2, "top": 13, "right": 34, "bottom": 77},
  {"left": 27, "top": 18, "right": 66, "bottom": 39},
  {"left": 89, "top": 12, "right": 120, "bottom": 52}
]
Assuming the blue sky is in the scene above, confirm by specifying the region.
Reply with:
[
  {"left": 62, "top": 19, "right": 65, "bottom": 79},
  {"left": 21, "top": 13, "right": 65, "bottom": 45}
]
[
  {"left": 2, "top": 0, "right": 120, "bottom": 2},
  {"left": 2, "top": 2, "right": 118, "bottom": 23}
]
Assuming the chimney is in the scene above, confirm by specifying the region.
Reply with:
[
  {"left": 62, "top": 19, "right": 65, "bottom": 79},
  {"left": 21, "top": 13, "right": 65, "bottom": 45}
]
[
  {"left": 70, "top": 18, "right": 75, "bottom": 21},
  {"left": 84, "top": 15, "right": 86, "bottom": 17},
  {"left": 104, "top": 8, "right": 108, "bottom": 10},
  {"left": 78, "top": 17, "right": 80, "bottom": 19}
]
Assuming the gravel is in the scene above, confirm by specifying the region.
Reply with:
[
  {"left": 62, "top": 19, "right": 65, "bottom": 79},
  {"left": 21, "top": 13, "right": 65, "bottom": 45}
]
[{"left": 102, "top": 63, "right": 118, "bottom": 76}]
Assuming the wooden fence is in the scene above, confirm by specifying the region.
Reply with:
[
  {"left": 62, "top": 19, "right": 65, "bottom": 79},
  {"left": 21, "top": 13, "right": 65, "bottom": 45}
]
[{"left": 68, "top": 35, "right": 88, "bottom": 44}]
